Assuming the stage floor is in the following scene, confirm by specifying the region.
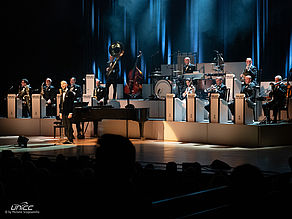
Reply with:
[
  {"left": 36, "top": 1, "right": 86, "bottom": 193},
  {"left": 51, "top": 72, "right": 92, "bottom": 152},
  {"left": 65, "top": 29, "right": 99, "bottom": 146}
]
[{"left": 1, "top": 136, "right": 292, "bottom": 173}]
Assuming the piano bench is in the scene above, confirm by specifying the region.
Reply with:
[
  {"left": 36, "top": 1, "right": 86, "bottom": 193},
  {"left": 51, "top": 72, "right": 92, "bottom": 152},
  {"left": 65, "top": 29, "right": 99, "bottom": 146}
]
[{"left": 54, "top": 124, "right": 64, "bottom": 138}]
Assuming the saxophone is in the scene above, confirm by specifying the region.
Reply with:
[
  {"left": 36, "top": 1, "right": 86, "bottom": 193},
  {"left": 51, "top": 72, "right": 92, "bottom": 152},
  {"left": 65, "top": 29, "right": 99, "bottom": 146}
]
[
  {"left": 23, "top": 85, "right": 30, "bottom": 112},
  {"left": 40, "top": 82, "right": 44, "bottom": 97}
]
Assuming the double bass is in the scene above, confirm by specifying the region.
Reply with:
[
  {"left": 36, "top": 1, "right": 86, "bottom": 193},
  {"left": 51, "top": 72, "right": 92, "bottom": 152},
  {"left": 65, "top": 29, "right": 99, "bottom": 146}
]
[{"left": 124, "top": 51, "right": 142, "bottom": 98}]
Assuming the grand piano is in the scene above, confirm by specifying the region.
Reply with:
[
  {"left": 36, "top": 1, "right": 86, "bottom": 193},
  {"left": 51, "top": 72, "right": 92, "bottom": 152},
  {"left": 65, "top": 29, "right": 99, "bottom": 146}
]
[{"left": 73, "top": 106, "right": 149, "bottom": 139}]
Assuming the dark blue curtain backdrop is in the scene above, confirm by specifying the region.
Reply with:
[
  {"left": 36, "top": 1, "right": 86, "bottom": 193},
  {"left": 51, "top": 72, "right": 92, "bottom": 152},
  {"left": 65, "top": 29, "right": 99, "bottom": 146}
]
[
  {"left": 1, "top": 0, "right": 291, "bottom": 115},
  {"left": 81, "top": 0, "right": 292, "bottom": 84}
]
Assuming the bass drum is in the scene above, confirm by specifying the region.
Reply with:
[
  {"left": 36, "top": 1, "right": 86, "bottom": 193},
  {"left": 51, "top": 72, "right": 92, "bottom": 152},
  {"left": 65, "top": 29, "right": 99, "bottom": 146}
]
[{"left": 154, "top": 80, "right": 172, "bottom": 100}]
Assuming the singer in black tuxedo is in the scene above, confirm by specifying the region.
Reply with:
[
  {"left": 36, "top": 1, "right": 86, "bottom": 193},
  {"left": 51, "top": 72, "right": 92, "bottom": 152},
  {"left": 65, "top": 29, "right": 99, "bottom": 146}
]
[
  {"left": 69, "top": 77, "right": 83, "bottom": 138},
  {"left": 59, "top": 81, "right": 75, "bottom": 144}
]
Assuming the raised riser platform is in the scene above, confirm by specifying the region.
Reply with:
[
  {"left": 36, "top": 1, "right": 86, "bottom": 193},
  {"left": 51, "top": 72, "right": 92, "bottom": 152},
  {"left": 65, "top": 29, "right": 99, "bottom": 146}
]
[
  {"left": 0, "top": 118, "right": 94, "bottom": 138},
  {"left": 0, "top": 118, "right": 291, "bottom": 147},
  {"left": 101, "top": 120, "right": 292, "bottom": 147}
]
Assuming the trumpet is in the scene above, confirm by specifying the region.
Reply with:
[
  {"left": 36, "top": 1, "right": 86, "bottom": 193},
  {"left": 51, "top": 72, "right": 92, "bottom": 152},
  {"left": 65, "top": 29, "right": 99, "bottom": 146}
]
[{"left": 205, "top": 84, "right": 217, "bottom": 93}]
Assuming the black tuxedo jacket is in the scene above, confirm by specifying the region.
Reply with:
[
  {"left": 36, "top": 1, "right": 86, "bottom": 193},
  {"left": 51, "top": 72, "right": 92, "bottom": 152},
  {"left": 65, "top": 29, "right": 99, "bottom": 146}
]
[
  {"left": 93, "top": 86, "right": 106, "bottom": 101},
  {"left": 183, "top": 63, "right": 196, "bottom": 74},
  {"left": 106, "top": 61, "right": 119, "bottom": 83},
  {"left": 211, "top": 83, "right": 227, "bottom": 100},
  {"left": 69, "top": 84, "right": 82, "bottom": 103},
  {"left": 241, "top": 82, "right": 256, "bottom": 102},
  {"left": 59, "top": 90, "right": 75, "bottom": 116},
  {"left": 242, "top": 65, "right": 257, "bottom": 82},
  {"left": 43, "top": 85, "right": 57, "bottom": 103}
]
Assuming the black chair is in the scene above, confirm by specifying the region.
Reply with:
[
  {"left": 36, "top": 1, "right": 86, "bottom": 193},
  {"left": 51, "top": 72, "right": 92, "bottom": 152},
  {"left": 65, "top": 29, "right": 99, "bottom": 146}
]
[
  {"left": 278, "top": 89, "right": 290, "bottom": 121},
  {"left": 53, "top": 120, "right": 64, "bottom": 138}
]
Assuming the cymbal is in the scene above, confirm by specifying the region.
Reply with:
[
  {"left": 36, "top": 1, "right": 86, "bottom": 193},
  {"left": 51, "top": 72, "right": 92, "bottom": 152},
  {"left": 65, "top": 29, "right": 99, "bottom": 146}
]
[
  {"left": 173, "top": 70, "right": 182, "bottom": 73},
  {"left": 151, "top": 71, "right": 161, "bottom": 74},
  {"left": 149, "top": 74, "right": 164, "bottom": 77}
]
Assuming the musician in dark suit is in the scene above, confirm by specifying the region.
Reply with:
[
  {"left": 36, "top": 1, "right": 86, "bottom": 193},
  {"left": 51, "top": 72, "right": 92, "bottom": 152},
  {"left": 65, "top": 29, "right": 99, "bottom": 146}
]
[
  {"left": 228, "top": 75, "right": 256, "bottom": 116},
  {"left": 59, "top": 81, "right": 75, "bottom": 144},
  {"left": 105, "top": 52, "right": 124, "bottom": 104},
  {"left": 17, "top": 78, "right": 32, "bottom": 118},
  {"left": 42, "top": 78, "right": 57, "bottom": 116},
  {"left": 240, "top": 58, "right": 258, "bottom": 84},
  {"left": 182, "top": 78, "right": 196, "bottom": 99},
  {"left": 262, "top": 75, "right": 287, "bottom": 123},
  {"left": 69, "top": 77, "right": 82, "bottom": 103},
  {"left": 69, "top": 77, "right": 83, "bottom": 138},
  {"left": 92, "top": 79, "right": 106, "bottom": 137},
  {"left": 93, "top": 79, "right": 106, "bottom": 105},
  {"left": 183, "top": 57, "right": 196, "bottom": 74},
  {"left": 204, "top": 77, "right": 227, "bottom": 112}
]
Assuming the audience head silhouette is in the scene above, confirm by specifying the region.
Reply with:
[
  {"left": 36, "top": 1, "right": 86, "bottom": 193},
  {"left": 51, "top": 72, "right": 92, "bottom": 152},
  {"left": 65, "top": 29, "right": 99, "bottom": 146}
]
[{"left": 96, "top": 134, "right": 136, "bottom": 179}]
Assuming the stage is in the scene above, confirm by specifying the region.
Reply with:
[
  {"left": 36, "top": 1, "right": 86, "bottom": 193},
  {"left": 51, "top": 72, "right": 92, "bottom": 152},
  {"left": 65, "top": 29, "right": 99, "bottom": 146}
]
[
  {"left": 0, "top": 136, "right": 292, "bottom": 174},
  {"left": 1, "top": 116, "right": 291, "bottom": 147}
]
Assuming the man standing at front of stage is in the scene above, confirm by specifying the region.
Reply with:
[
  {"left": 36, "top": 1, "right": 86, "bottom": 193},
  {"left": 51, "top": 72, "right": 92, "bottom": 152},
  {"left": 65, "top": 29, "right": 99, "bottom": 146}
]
[
  {"left": 69, "top": 77, "right": 83, "bottom": 139},
  {"left": 59, "top": 81, "right": 75, "bottom": 144}
]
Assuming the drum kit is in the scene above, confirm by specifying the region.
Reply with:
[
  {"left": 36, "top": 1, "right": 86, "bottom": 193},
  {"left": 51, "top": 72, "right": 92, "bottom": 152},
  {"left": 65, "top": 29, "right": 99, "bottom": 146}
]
[
  {"left": 150, "top": 50, "right": 226, "bottom": 100},
  {"left": 151, "top": 70, "right": 184, "bottom": 99},
  {"left": 151, "top": 70, "right": 226, "bottom": 100}
]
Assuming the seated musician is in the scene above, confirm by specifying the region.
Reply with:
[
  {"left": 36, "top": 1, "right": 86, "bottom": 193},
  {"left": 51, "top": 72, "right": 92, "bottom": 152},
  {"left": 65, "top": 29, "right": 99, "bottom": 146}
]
[
  {"left": 228, "top": 75, "right": 256, "bottom": 116},
  {"left": 183, "top": 57, "right": 196, "bottom": 74},
  {"left": 262, "top": 75, "right": 287, "bottom": 123},
  {"left": 17, "top": 78, "right": 31, "bottom": 118},
  {"left": 182, "top": 78, "right": 196, "bottom": 99},
  {"left": 204, "top": 77, "right": 227, "bottom": 112},
  {"left": 240, "top": 58, "right": 258, "bottom": 84},
  {"left": 93, "top": 79, "right": 106, "bottom": 106},
  {"left": 42, "top": 78, "right": 57, "bottom": 116}
]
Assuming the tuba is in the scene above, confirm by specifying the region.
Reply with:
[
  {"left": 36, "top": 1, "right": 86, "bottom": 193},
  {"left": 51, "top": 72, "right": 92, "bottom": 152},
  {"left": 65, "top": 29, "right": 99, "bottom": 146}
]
[
  {"left": 106, "top": 42, "right": 124, "bottom": 77},
  {"left": 109, "top": 41, "right": 124, "bottom": 58}
]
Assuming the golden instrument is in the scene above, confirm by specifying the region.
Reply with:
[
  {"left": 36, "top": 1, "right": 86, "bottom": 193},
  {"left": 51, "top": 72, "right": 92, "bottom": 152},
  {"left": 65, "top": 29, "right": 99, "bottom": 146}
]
[
  {"left": 40, "top": 82, "right": 44, "bottom": 97},
  {"left": 106, "top": 42, "right": 124, "bottom": 77},
  {"left": 18, "top": 85, "right": 31, "bottom": 112},
  {"left": 240, "top": 64, "right": 252, "bottom": 82}
]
